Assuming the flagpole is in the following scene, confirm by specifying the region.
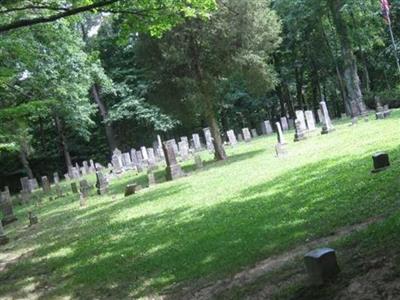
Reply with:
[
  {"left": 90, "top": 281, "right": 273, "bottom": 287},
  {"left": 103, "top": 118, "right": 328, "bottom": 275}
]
[{"left": 387, "top": 16, "right": 400, "bottom": 75}]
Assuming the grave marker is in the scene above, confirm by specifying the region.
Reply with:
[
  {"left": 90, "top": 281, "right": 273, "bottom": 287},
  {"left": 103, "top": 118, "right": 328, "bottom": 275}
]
[
  {"left": 320, "top": 101, "right": 335, "bottom": 134},
  {"left": 192, "top": 133, "right": 202, "bottom": 151},
  {"left": 294, "top": 119, "right": 307, "bottom": 142},
  {"left": 41, "top": 176, "right": 51, "bottom": 194},
  {"left": 305, "top": 111, "right": 316, "bottom": 131},
  {"left": 295, "top": 110, "right": 307, "bottom": 131},
  {"left": 280, "top": 117, "right": 289, "bottom": 131},
  {"left": 0, "top": 222, "right": 9, "bottom": 245},
  {"left": 226, "top": 130, "right": 237, "bottom": 146},
  {"left": 0, "top": 189, "right": 17, "bottom": 226},
  {"left": 163, "top": 139, "right": 185, "bottom": 181},
  {"left": 372, "top": 152, "right": 390, "bottom": 173},
  {"left": 304, "top": 248, "right": 340, "bottom": 285},
  {"left": 203, "top": 128, "right": 214, "bottom": 151},
  {"left": 242, "top": 128, "right": 252, "bottom": 142}
]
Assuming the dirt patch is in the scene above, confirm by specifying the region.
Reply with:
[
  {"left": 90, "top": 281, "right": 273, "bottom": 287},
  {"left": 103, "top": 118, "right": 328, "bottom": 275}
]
[{"left": 172, "top": 216, "right": 386, "bottom": 300}]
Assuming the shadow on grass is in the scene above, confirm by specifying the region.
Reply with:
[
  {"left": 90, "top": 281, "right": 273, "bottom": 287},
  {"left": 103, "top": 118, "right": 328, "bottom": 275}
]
[{"left": 1, "top": 144, "right": 400, "bottom": 299}]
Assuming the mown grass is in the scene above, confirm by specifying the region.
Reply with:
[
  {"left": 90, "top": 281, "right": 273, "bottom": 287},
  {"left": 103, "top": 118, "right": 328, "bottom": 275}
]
[{"left": 1, "top": 111, "right": 400, "bottom": 299}]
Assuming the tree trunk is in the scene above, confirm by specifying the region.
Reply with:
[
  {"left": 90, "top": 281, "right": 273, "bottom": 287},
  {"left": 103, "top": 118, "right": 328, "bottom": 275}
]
[
  {"left": 54, "top": 115, "right": 73, "bottom": 171},
  {"left": 310, "top": 64, "right": 322, "bottom": 111},
  {"left": 189, "top": 33, "right": 227, "bottom": 161},
  {"left": 91, "top": 84, "right": 117, "bottom": 152},
  {"left": 295, "top": 67, "right": 306, "bottom": 110},
  {"left": 276, "top": 84, "right": 288, "bottom": 117},
  {"left": 19, "top": 147, "right": 34, "bottom": 179},
  {"left": 329, "top": 0, "right": 364, "bottom": 117}
]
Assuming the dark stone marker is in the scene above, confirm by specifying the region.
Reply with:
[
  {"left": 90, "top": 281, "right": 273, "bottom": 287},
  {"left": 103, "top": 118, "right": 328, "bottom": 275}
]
[
  {"left": 0, "top": 222, "right": 9, "bottom": 245},
  {"left": 304, "top": 248, "right": 340, "bottom": 285},
  {"left": 163, "top": 139, "right": 185, "bottom": 181},
  {"left": 96, "top": 172, "right": 108, "bottom": 195},
  {"left": 1, "top": 190, "right": 17, "bottom": 226},
  {"left": 125, "top": 184, "right": 137, "bottom": 197},
  {"left": 41, "top": 176, "right": 51, "bottom": 193},
  {"left": 372, "top": 152, "right": 390, "bottom": 173},
  {"left": 28, "top": 211, "right": 38, "bottom": 226},
  {"left": 71, "top": 182, "right": 79, "bottom": 194},
  {"left": 294, "top": 119, "right": 306, "bottom": 142}
]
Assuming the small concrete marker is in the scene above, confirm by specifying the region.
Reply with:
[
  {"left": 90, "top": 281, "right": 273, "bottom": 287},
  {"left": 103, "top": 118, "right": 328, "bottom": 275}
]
[
  {"left": 0, "top": 222, "right": 9, "bottom": 245},
  {"left": 28, "top": 211, "right": 38, "bottom": 226},
  {"left": 372, "top": 152, "right": 390, "bottom": 173},
  {"left": 304, "top": 248, "right": 340, "bottom": 285}
]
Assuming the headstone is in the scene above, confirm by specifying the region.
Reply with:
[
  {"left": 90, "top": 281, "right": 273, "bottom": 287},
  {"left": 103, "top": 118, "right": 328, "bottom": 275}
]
[
  {"left": 41, "top": 176, "right": 51, "bottom": 194},
  {"left": 341, "top": 113, "right": 347, "bottom": 119},
  {"left": 178, "top": 141, "right": 190, "bottom": 161},
  {"left": 112, "top": 150, "right": 124, "bottom": 174},
  {"left": 53, "top": 172, "right": 60, "bottom": 184},
  {"left": 383, "top": 104, "right": 391, "bottom": 118},
  {"left": 121, "top": 152, "right": 132, "bottom": 167},
  {"left": 79, "top": 179, "right": 90, "bottom": 198},
  {"left": 130, "top": 149, "right": 139, "bottom": 167},
  {"left": 89, "top": 159, "right": 96, "bottom": 172},
  {"left": 80, "top": 167, "right": 87, "bottom": 176},
  {"left": 71, "top": 182, "right": 79, "bottom": 194},
  {"left": 280, "top": 117, "right": 289, "bottom": 131},
  {"left": 295, "top": 110, "right": 307, "bottom": 131},
  {"left": 28, "top": 211, "right": 38, "bottom": 226},
  {"left": 194, "top": 154, "right": 203, "bottom": 169},
  {"left": 261, "top": 120, "right": 273, "bottom": 135},
  {"left": 304, "top": 248, "right": 340, "bottom": 285},
  {"left": 294, "top": 119, "right": 307, "bottom": 142},
  {"left": 0, "top": 190, "right": 17, "bottom": 226},
  {"left": 251, "top": 128, "right": 258, "bottom": 138},
  {"left": 320, "top": 101, "right": 335, "bottom": 134},
  {"left": 125, "top": 184, "right": 137, "bottom": 197},
  {"left": 0, "top": 222, "right": 9, "bottom": 245},
  {"left": 237, "top": 133, "right": 243, "bottom": 142},
  {"left": 141, "top": 146, "right": 149, "bottom": 161},
  {"left": 147, "top": 171, "right": 156, "bottom": 187},
  {"left": 96, "top": 171, "right": 108, "bottom": 195},
  {"left": 317, "top": 109, "right": 324, "bottom": 124},
  {"left": 71, "top": 167, "right": 80, "bottom": 179},
  {"left": 147, "top": 148, "right": 156, "bottom": 166},
  {"left": 372, "top": 152, "right": 390, "bottom": 173},
  {"left": 64, "top": 173, "right": 71, "bottom": 181},
  {"left": 203, "top": 128, "right": 214, "bottom": 151},
  {"left": 163, "top": 139, "right": 185, "bottom": 181},
  {"left": 275, "top": 122, "right": 286, "bottom": 145},
  {"left": 275, "top": 122, "right": 287, "bottom": 157},
  {"left": 305, "top": 111, "right": 316, "bottom": 131},
  {"left": 192, "top": 133, "right": 202, "bottom": 151},
  {"left": 242, "top": 128, "right": 252, "bottom": 142},
  {"left": 226, "top": 130, "right": 237, "bottom": 146}
]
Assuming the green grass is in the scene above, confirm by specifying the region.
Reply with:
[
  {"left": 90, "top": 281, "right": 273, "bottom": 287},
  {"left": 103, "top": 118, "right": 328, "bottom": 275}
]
[{"left": 1, "top": 112, "right": 400, "bottom": 299}]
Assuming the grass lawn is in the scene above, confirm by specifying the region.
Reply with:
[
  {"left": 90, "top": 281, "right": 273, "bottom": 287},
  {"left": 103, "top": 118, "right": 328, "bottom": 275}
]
[{"left": 1, "top": 111, "right": 400, "bottom": 299}]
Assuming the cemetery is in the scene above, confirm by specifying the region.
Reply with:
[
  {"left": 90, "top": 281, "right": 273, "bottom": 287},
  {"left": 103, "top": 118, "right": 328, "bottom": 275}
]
[{"left": 2, "top": 0, "right": 400, "bottom": 299}]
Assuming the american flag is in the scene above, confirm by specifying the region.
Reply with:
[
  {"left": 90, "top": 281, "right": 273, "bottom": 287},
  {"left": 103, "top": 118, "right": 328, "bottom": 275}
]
[{"left": 381, "top": 0, "right": 391, "bottom": 22}]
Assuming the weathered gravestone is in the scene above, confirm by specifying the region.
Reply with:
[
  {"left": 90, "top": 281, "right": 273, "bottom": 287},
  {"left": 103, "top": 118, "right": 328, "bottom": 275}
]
[
  {"left": 163, "top": 139, "right": 185, "bottom": 181},
  {"left": 130, "top": 149, "right": 139, "bottom": 168},
  {"left": 237, "top": 133, "right": 243, "bottom": 142},
  {"left": 82, "top": 161, "right": 90, "bottom": 174},
  {"left": 28, "top": 211, "right": 38, "bottom": 226},
  {"left": 112, "top": 150, "right": 124, "bottom": 174},
  {"left": 125, "top": 184, "right": 137, "bottom": 197},
  {"left": 71, "top": 182, "right": 79, "bottom": 194},
  {"left": 121, "top": 152, "right": 133, "bottom": 170},
  {"left": 305, "top": 110, "right": 316, "bottom": 131},
  {"left": 227, "top": 130, "right": 237, "bottom": 146},
  {"left": 192, "top": 133, "right": 202, "bottom": 151},
  {"left": 147, "top": 148, "right": 157, "bottom": 167},
  {"left": 1, "top": 189, "right": 17, "bottom": 226},
  {"left": 304, "top": 248, "right": 340, "bottom": 285},
  {"left": 79, "top": 179, "right": 91, "bottom": 198},
  {"left": 295, "top": 110, "right": 307, "bottom": 132},
  {"left": 275, "top": 122, "right": 287, "bottom": 157},
  {"left": 294, "top": 119, "right": 307, "bottom": 142},
  {"left": 178, "top": 141, "right": 190, "bottom": 161},
  {"left": 280, "top": 117, "right": 289, "bottom": 131},
  {"left": 320, "top": 101, "right": 335, "bottom": 134},
  {"left": 147, "top": 171, "right": 156, "bottom": 187},
  {"left": 288, "top": 119, "right": 295, "bottom": 130},
  {"left": 261, "top": 120, "right": 273, "bottom": 135},
  {"left": 251, "top": 128, "right": 258, "bottom": 138},
  {"left": 0, "top": 222, "right": 9, "bottom": 245},
  {"left": 53, "top": 172, "right": 60, "bottom": 184},
  {"left": 141, "top": 146, "right": 149, "bottom": 161},
  {"left": 96, "top": 172, "right": 108, "bottom": 195},
  {"left": 242, "top": 128, "right": 252, "bottom": 142},
  {"left": 41, "top": 176, "right": 51, "bottom": 194},
  {"left": 20, "top": 177, "right": 31, "bottom": 193},
  {"left": 89, "top": 159, "right": 96, "bottom": 172},
  {"left": 194, "top": 154, "right": 203, "bottom": 169},
  {"left": 371, "top": 152, "right": 390, "bottom": 173},
  {"left": 203, "top": 128, "right": 214, "bottom": 151}
]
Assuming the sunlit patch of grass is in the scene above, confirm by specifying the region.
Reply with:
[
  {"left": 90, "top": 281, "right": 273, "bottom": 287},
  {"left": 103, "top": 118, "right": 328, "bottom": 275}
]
[{"left": 1, "top": 111, "right": 400, "bottom": 298}]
